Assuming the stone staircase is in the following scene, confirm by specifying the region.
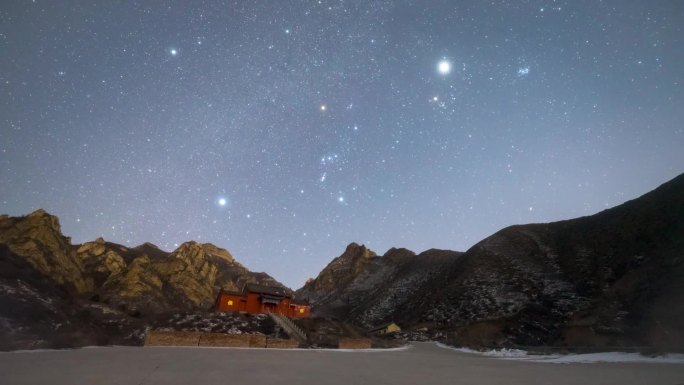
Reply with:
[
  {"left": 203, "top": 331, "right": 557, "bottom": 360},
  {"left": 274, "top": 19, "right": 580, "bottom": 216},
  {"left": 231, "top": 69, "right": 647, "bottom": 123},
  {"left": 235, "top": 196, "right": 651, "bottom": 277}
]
[{"left": 269, "top": 313, "right": 307, "bottom": 345}]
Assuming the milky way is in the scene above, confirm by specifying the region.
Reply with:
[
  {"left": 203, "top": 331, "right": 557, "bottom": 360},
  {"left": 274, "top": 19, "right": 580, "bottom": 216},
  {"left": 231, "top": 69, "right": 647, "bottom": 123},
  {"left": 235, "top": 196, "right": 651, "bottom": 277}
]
[{"left": 1, "top": 1, "right": 683, "bottom": 287}]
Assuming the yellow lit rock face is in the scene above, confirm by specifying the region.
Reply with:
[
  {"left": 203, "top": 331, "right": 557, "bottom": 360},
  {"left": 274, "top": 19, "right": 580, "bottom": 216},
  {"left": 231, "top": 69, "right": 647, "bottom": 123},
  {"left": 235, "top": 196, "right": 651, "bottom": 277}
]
[
  {"left": 0, "top": 209, "right": 289, "bottom": 315},
  {"left": 77, "top": 238, "right": 106, "bottom": 257},
  {"left": 78, "top": 239, "right": 127, "bottom": 286},
  {"left": 101, "top": 251, "right": 126, "bottom": 275},
  {"left": 96, "top": 242, "right": 260, "bottom": 312},
  {"left": 0, "top": 209, "right": 94, "bottom": 295},
  {"left": 172, "top": 241, "right": 235, "bottom": 265}
]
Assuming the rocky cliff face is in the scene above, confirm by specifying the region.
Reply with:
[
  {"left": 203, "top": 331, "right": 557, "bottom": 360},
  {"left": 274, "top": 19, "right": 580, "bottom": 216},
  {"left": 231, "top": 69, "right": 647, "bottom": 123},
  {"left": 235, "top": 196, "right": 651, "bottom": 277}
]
[
  {"left": 93, "top": 240, "right": 279, "bottom": 313},
  {"left": 2, "top": 173, "right": 682, "bottom": 351},
  {"left": 0, "top": 210, "right": 94, "bottom": 294},
  {"left": 0, "top": 210, "right": 285, "bottom": 314},
  {"left": 296, "top": 244, "right": 461, "bottom": 327},
  {"left": 0, "top": 210, "right": 287, "bottom": 350},
  {"left": 296, "top": 243, "right": 377, "bottom": 304},
  {"left": 429, "top": 173, "right": 684, "bottom": 350},
  {"left": 298, "top": 173, "right": 684, "bottom": 350}
]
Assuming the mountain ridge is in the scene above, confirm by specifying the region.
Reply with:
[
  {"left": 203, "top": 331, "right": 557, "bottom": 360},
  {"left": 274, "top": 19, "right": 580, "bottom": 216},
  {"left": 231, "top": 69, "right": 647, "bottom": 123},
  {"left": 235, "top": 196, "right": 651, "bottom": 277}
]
[
  {"left": 1, "top": 173, "right": 682, "bottom": 351},
  {"left": 0, "top": 208, "right": 287, "bottom": 311},
  {"left": 297, "top": 173, "right": 684, "bottom": 350},
  {"left": 0, "top": 210, "right": 291, "bottom": 349}
]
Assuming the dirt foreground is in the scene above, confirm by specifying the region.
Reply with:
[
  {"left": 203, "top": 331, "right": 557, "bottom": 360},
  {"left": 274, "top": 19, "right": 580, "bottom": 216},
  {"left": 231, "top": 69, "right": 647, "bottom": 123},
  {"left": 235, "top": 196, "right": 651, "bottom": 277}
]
[{"left": 1, "top": 342, "right": 682, "bottom": 385}]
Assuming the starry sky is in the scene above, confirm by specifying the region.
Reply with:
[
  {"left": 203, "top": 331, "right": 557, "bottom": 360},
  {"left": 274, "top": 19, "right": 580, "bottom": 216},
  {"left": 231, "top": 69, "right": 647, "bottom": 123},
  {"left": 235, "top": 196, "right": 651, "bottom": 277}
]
[{"left": 1, "top": 1, "right": 683, "bottom": 288}]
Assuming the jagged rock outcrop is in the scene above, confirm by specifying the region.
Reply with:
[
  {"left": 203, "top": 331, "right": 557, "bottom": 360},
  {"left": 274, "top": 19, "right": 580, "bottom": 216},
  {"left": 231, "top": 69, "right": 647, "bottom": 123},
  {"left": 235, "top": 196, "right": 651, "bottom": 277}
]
[
  {"left": 299, "top": 173, "right": 684, "bottom": 350},
  {"left": 0, "top": 209, "right": 93, "bottom": 294},
  {"left": 77, "top": 237, "right": 127, "bottom": 287},
  {"left": 296, "top": 244, "right": 460, "bottom": 326},
  {"left": 297, "top": 243, "right": 376, "bottom": 299},
  {"left": 2, "top": 173, "right": 683, "bottom": 351},
  {"left": 0, "top": 210, "right": 289, "bottom": 349},
  {"left": 0, "top": 239, "right": 278, "bottom": 351},
  {"left": 94, "top": 240, "right": 282, "bottom": 313},
  {"left": 421, "top": 173, "right": 684, "bottom": 349}
]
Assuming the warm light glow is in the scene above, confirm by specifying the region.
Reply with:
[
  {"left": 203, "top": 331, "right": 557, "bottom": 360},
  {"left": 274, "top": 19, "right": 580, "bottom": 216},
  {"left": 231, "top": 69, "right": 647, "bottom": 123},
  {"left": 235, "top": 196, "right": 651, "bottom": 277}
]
[
  {"left": 299, "top": 308, "right": 305, "bottom": 313},
  {"left": 227, "top": 300, "right": 233, "bottom": 306}
]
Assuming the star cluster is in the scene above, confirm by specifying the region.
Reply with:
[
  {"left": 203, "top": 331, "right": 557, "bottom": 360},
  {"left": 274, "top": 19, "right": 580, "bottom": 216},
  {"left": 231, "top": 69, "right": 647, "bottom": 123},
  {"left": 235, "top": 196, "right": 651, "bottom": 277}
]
[{"left": 1, "top": 1, "right": 683, "bottom": 288}]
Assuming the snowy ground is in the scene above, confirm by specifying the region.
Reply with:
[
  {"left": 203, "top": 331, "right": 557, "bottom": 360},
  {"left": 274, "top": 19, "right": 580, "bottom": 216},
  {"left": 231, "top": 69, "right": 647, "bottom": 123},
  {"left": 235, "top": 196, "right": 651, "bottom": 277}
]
[
  {"left": 437, "top": 343, "right": 684, "bottom": 364},
  {"left": 1, "top": 342, "right": 683, "bottom": 385}
]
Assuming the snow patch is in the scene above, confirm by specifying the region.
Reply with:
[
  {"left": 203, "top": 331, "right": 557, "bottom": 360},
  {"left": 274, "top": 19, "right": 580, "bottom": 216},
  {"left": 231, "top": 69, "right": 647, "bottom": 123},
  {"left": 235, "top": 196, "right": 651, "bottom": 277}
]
[
  {"left": 436, "top": 343, "right": 684, "bottom": 364},
  {"left": 532, "top": 352, "right": 684, "bottom": 364},
  {"left": 86, "top": 303, "right": 120, "bottom": 315}
]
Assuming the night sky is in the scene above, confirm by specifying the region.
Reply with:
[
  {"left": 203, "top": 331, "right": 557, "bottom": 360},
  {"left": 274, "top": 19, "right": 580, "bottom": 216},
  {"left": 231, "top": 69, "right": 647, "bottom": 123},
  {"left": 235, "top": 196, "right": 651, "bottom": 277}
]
[{"left": 1, "top": 1, "right": 683, "bottom": 288}]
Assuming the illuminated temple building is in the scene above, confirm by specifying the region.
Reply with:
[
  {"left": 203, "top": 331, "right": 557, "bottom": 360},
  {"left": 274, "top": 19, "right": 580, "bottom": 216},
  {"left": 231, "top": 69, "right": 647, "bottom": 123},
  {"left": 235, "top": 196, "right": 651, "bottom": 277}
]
[{"left": 215, "top": 284, "right": 310, "bottom": 318}]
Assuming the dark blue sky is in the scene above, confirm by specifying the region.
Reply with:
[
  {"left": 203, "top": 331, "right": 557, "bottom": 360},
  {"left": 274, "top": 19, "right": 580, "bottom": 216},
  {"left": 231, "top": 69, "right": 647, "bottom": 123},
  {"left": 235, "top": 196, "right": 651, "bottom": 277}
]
[{"left": 1, "top": 1, "right": 683, "bottom": 288}]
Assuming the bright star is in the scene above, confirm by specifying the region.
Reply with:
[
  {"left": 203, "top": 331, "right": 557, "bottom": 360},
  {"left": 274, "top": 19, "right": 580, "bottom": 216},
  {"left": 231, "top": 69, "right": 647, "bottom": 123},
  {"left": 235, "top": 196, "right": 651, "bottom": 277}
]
[
  {"left": 338, "top": 196, "right": 344, "bottom": 203},
  {"left": 320, "top": 104, "right": 327, "bottom": 111},
  {"left": 170, "top": 48, "right": 178, "bottom": 56},
  {"left": 438, "top": 60, "right": 451, "bottom": 75},
  {"left": 218, "top": 198, "right": 227, "bottom": 206}
]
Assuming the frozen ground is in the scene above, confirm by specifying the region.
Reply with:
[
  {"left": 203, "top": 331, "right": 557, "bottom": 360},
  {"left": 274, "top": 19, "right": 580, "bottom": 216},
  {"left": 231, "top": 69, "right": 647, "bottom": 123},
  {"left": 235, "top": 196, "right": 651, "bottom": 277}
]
[{"left": 0, "top": 342, "right": 683, "bottom": 385}]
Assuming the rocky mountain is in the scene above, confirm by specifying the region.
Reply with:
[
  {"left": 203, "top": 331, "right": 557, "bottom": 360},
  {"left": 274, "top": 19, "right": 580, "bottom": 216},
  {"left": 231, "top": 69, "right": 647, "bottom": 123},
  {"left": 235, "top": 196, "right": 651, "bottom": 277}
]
[
  {"left": 2, "top": 173, "right": 682, "bottom": 351},
  {"left": 298, "top": 173, "right": 684, "bottom": 351},
  {"left": 296, "top": 244, "right": 461, "bottom": 326},
  {"left": 0, "top": 209, "right": 285, "bottom": 350}
]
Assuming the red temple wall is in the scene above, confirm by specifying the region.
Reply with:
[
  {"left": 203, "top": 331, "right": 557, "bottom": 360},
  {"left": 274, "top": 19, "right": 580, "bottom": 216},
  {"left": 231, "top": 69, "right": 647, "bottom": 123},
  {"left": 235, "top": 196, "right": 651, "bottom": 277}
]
[{"left": 216, "top": 292, "right": 310, "bottom": 317}]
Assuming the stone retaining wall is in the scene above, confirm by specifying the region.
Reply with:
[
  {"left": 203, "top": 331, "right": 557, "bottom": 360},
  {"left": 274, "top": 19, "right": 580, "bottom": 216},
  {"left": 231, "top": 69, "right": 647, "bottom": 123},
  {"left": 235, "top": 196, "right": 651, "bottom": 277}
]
[
  {"left": 338, "top": 338, "right": 372, "bottom": 349},
  {"left": 144, "top": 331, "right": 201, "bottom": 347},
  {"left": 144, "top": 331, "right": 289, "bottom": 349},
  {"left": 198, "top": 333, "right": 252, "bottom": 347},
  {"left": 144, "top": 331, "right": 373, "bottom": 350},
  {"left": 266, "top": 338, "right": 300, "bottom": 349},
  {"left": 250, "top": 334, "right": 267, "bottom": 348}
]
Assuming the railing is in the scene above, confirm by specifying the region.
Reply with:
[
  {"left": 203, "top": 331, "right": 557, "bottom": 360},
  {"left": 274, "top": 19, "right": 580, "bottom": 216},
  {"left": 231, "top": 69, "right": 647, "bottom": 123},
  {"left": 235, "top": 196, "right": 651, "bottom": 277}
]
[{"left": 269, "top": 313, "right": 307, "bottom": 344}]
